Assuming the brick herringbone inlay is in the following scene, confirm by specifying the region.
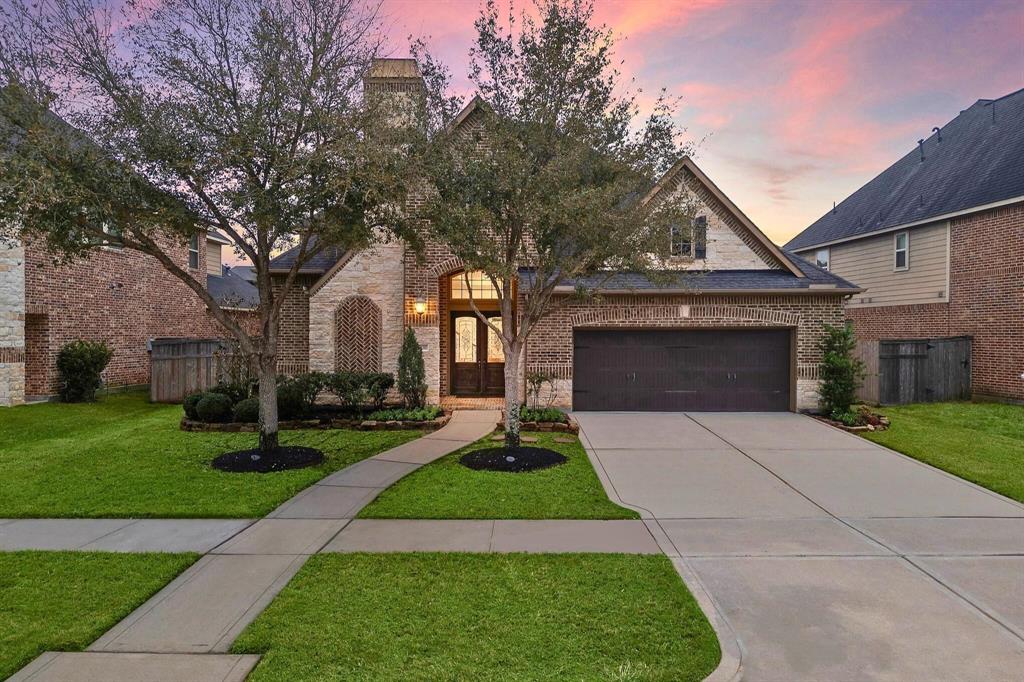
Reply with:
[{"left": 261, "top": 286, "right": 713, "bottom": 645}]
[{"left": 335, "top": 296, "right": 382, "bottom": 372}]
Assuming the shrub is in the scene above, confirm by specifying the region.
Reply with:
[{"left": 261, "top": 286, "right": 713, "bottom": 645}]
[
  {"left": 183, "top": 392, "right": 204, "bottom": 420},
  {"left": 56, "top": 340, "right": 113, "bottom": 402},
  {"left": 196, "top": 392, "right": 233, "bottom": 423},
  {"left": 324, "top": 371, "right": 363, "bottom": 407},
  {"left": 276, "top": 380, "right": 308, "bottom": 420},
  {"left": 367, "top": 405, "right": 442, "bottom": 422},
  {"left": 520, "top": 405, "right": 567, "bottom": 423},
  {"left": 831, "top": 409, "right": 861, "bottom": 427},
  {"left": 233, "top": 397, "right": 261, "bottom": 423},
  {"left": 397, "top": 328, "right": 427, "bottom": 408},
  {"left": 362, "top": 372, "right": 395, "bottom": 409},
  {"left": 525, "top": 370, "right": 555, "bottom": 409},
  {"left": 818, "top": 322, "right": 865, "bottom": 416},
  {"left": 212, "top": 379, "right": 253, "bottom": 405}
]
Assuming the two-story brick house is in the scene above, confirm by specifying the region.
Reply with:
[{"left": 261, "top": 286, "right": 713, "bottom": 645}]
[
  {"left": 0, "top": 230, "right": 258, "bottom": 405},
  {"left": 787, "top": 88, "right": 1024, "bottom": 402},
  {"left": 269, "top": 59, "right": 859, "bottom": 413}
]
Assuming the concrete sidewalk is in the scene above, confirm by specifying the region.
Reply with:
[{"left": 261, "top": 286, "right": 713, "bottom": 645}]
[
  {"left": 14, "top": 410, "right": 500, "bottom": 682},
  {"left": 0, "top": 519, "right": 254, "bottom": 552},
  {"left": 576, "top": 411, "right": 1024, "bottom": 682}
]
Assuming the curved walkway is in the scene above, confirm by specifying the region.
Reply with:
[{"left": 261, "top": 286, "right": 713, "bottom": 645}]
[
  {"left": 10, "top": 410, "right": 500, "bottom": 682},
  {"left": 575, "top": 411, "right": 1024, "bottom": 681}
]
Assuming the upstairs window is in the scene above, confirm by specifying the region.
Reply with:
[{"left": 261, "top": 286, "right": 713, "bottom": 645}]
[
  {"left": 188, "top": 235, "right": 200, "bottom": 269},
  {"left": 814, "top": 247, "right": 830, "bottom": 271},
  {"left": 101, "top": 222, "right": 123, "bottom": 250},
  {"left": 450, "top": 271, "right": 500, "bottom": 300},
  {"left": 894, "top": 231, "right": 909, "bottom": 270},
  {"left": 670, "top": 216, "right": 707, "bottom": 260}
]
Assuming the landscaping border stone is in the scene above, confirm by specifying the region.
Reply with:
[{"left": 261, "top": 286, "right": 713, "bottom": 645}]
[
  {"left": 494, "top": 415, "right": 579, "bottom": 434},
  {"left": 181, "top": 414, "right": 450, "bottom": 433}
]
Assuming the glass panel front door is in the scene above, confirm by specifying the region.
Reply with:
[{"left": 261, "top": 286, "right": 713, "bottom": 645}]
[{"left": 450, "top": 313, "right": 506, "bottom": 396}]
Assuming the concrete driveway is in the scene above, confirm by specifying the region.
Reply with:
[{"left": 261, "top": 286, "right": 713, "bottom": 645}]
[{"left": 574, "top": 411, "right": 1024, "bottom": 681}]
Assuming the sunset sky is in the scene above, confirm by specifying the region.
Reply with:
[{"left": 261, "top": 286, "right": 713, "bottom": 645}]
[{"left": 379, "top": 0, "right": 1024, "bottom": 244}]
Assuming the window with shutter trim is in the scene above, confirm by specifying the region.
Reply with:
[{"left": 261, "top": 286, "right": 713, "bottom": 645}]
[{"left": 188, "top": 235, "right": 200, "bottom": 269}]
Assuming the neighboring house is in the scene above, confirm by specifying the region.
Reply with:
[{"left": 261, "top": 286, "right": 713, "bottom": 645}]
[
  {"left": 0, "top": 230, "right": 258, "bottom": 405},
  {"left": 787, "top": 88, "right": 1024, "bottom": 402},
  {"left": 269, "top": 58, "right": 858, "bottom": 413}
]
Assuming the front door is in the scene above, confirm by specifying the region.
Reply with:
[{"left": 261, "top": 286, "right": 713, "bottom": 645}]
[{"left": 451, "top": 313, "right": 505, "bottom": 396}]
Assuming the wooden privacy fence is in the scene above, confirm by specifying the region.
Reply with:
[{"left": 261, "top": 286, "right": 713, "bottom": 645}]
[
  {"left": 149, "top": 338, "right": 231, "bottom": 403},
  {"left": 862, "top": 336, "right": 971, "bottom": 405}
]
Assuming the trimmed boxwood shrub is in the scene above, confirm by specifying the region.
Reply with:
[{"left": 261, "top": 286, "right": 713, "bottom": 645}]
[
  {"left": 362, "top": 372, "right": 394, "bottom": 409},
  {"left": 196, "top": 392, "right": 233, "bottom": 423},
  {"left": 183, "top": 392, "right": 204, "bottom": 420},
  {"left": 56, "top": 340, "right": 113, "bottom": 402},
  {"left": 520, "top": 406, "right": 567, "bottom": 423},
  {"left": 233, "top": 397, "right": 260, "bottom": 423},
  {"left": 276, "top": 381, "right": 308, "bottom": 420}
]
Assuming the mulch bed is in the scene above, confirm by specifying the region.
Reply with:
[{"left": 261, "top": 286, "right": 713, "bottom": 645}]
[
  {"left": 460, "top": 446, "right": 568, "bottom": 473},
  {"left": 212, "top": 446, "right": 324, "bottom": 473}
]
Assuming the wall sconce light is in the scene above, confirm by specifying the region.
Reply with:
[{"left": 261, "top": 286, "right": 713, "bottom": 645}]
[{"left": 414, "top": 297, "right": 426, "bottom": 315}]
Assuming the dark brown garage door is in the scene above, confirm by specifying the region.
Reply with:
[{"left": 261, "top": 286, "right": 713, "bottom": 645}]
[{"left": 573, "top": 329, "right": 792, "bottom": 411}]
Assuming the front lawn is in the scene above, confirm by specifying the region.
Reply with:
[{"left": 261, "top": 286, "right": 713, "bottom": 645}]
[
  {"left": 864, "top": 401, "right": 1024, "bottom": 504},
  {"left": 233, "top": 553, "right": 720, "bottom": 681},
  {"left": 0, "top": 551, "right": 197, "bottom": 679},
  {"left": 0, "top": 393, "right": 420, "bottom": 518},
  {"left": 359, "top": 431, "right": 637, "bottom": 519}
]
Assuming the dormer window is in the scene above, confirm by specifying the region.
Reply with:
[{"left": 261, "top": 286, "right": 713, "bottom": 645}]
[
  {"left": 670, "top": 216, "right": 707, "bottom": 260},
  {"left": 188, "top": 235, "right": 200, "bottom": 269},
  {"left": 815, "top": 248, "right": 830, "bottom": 271},
  {"left": 101, "top": 222, "right": 122, "bottom": 250}
]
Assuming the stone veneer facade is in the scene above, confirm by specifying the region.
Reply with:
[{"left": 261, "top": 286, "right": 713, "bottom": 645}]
[{"left": 0, "top": 240, "right": 26, "bottom": 406}]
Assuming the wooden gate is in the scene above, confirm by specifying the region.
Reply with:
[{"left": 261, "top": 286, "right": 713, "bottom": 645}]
[
  {"left": 149, "top": 338, "right": 229, "bottom": 403},
  {"left": 878, "top": 337, "right": 971, "bottom": 405}
]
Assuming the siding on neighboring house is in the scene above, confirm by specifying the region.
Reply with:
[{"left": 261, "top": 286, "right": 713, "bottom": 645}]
[{"left": 806, "top": 221, "right": 949, "bottom": 308}]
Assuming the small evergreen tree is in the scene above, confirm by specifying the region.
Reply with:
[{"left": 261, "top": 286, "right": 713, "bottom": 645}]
[
  {"left": 56, "top": 340, "right": 112, "bottom": 402},
  {"left": 397, "top": 328, "right": 427, "bottom": 408},
  {"left": 819, "top": 322, "right": 865, "bottom": 418}
]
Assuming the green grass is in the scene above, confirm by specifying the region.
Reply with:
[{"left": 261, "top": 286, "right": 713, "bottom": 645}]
[
  {"left": 864, "top": 401, "right": 1024, "bottom": 503},
  {"left": 0, "top": 551, "right": 197, "bottom": 679},
  {"left": 359, "top": 431, "right": 637, "bottom": 519},
  {"left": 233, "top": 553, "right": 720, "bottom": 681},
  {"left": 0, "top": 393, "right": 420, "bottom": 518}
]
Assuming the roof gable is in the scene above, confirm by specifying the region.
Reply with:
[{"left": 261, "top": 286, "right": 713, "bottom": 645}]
[
  {"left": 786, "top": 87, "right": 1024, "bottom": 251},
  {"left": 647, "top": 157, "right": 806, "bottom": 277}
]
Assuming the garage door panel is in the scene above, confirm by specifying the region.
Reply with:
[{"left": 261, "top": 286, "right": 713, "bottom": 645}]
[{"left": 573, "top": 329, "right": 791, "bottom": 412}]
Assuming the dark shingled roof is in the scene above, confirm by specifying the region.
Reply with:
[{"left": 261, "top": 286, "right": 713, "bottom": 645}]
[
  {"left": 208, "top": 267, "right": 260, "bottom": 309},
  {"left": 786, "top": 88, "right": 1024, "bottom": 251},
  {"left": 268, "top": 236, "right": 346, "bottom": 274},
  {"left": 520, "top": 254, "right": 859, "bottom": 293}
]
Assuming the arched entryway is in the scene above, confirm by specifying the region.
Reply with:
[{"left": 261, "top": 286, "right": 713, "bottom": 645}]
[
  {"left": 445, "top": 270, "right": 506, "bottom": 397},
  {"left": 334, "top": 295, "right": 382, "bottom": 372}
]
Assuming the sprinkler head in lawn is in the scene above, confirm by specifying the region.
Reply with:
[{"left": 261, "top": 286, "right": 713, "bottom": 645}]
[
  {"left": 212, "top": 446, "right": 323, "bottom": 473},
  {"left": 460, "top": 446, "right": 567, "bottom": 473}
]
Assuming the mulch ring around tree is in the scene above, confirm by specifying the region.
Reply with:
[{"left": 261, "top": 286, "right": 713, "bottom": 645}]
[
  {"left": 460, "top": 446, "right": 567, "bottom": 473},
  {"left": 212, "top": 446, "right": 324, "bottom": 473}
]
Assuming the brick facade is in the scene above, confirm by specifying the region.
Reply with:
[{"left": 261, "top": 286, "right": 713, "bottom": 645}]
[
  {"left": 525, "top": 293, "right": 846, "bottom": 410},
  {"left": 847, "top": 203, "right": 1024, "bottom": 401},
  {"left": 15, "top": 235, "right": 258, "bottom": 399}
]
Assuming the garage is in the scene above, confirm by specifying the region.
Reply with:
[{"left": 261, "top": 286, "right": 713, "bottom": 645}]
[{"left": 572, "top": 328, "right": 792, "bottom": 412}]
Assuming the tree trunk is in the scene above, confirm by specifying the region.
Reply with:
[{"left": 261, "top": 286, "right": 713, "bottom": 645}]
[
  {"left": 257, "top": 354, "right": 279, "bottom": 454},
  {"left": 503, "top": 343, "right": 521, "bottom": 449}
]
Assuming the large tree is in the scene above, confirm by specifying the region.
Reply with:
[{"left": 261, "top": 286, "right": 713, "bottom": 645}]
[
  {"left": 0, "top": 0, "right": 414, "bottom": 454},
  {"left": 414, "top": 0, "right": 698, "bottom": 447}
]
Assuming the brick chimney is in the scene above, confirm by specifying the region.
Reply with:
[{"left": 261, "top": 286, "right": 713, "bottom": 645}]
[{"left": 363, "top": 58, "right": 425, "bottom": 128}]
